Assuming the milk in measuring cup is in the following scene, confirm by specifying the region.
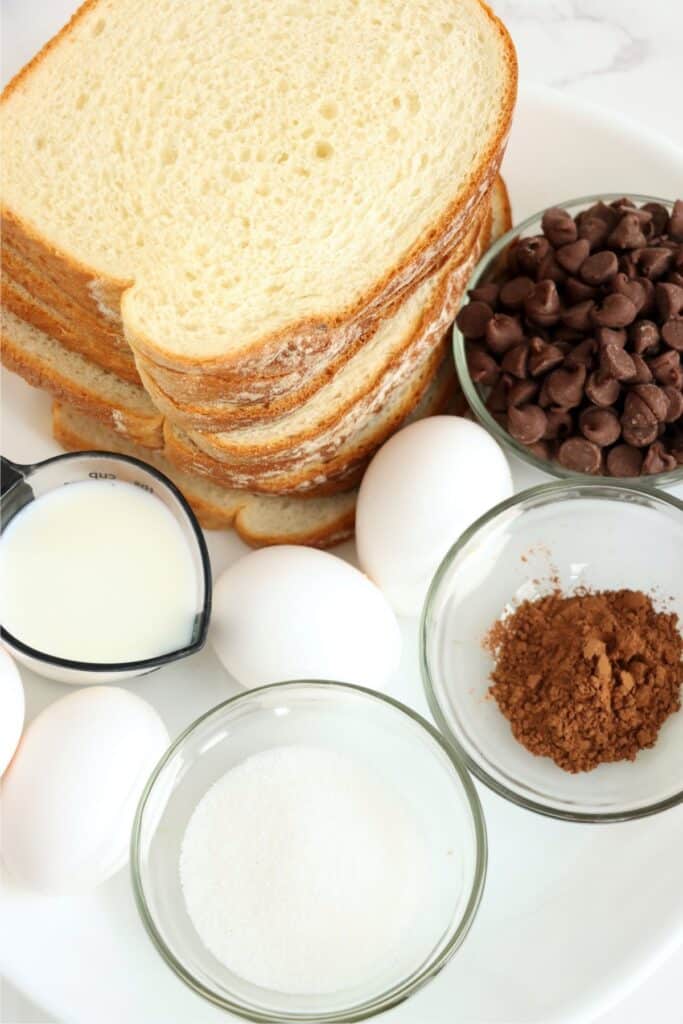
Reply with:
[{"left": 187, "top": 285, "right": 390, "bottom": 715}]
[{"left": 0, "top": 479, "right": 198, "bottom": 662}]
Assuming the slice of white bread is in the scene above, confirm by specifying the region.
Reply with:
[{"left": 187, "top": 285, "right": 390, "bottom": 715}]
[
  {"left": 1, "top": 309, "right": 453, "bottom": 495},
  {"left": 52, "top": 404, "right": 357, "bottom": 547},
  {"left": 1, "top": 271, "right": 140, "bottom": 384},
  {"left": 176, "top": 178, "right": 508, "bottom": 446},
  {"left": 131, "top": 199, "right": 490, "bottom": 414},
  {"left": 3, "top": 174, "right": 507, "bottom": 432},
  {"left": 2, "top": 191, "right": 490, "bottom": 416},
  {"left": 187, "top": 326, "right": 452, "bottom": 472},
  {"left": 164, "top": 350, "right": 456, "bottom": 495},
  {"left": 0, "top": 308, "right": 163, "bottom": 447},
  {"left": 2, "top": 0, "right": 516, "bottom": 379}
]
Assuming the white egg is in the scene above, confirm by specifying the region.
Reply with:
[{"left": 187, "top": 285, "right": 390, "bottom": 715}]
[
  {"left": 356, "top": 416, "right": 513, "bottom": 616},
  {"left": 0, "top": 647, "right": 25, "bottom": 775},
  {"left": 1, "top": 686, "right": 169, "bottom": 890},
  {"left": 211, "top": 545, "right": 401, "bottom": 689}
]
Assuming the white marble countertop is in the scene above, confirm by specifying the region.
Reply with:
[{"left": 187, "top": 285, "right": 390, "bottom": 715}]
[
  {"left": 2, "top": 3, "right": 683, "bottom": 1023},
  {"left": 493, "top": 5, "right": 683, "bottom": 1023}
]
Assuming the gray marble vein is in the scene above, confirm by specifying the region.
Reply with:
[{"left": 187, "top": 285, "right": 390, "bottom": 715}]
[{"left": 491, "top": 0, "right": 683, "bottom": 147}]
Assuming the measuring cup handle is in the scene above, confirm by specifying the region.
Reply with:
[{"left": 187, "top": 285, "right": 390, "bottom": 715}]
[{"left": 1, "top": 457, "right": 28, "bottom": 498}]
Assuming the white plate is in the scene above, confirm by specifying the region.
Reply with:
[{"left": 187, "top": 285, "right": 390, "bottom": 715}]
[{"left": 2, "top": 9, "right": 683, "bottom": 1018}]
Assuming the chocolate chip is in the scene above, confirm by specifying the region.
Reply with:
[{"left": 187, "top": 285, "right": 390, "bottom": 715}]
[
  {"left": 467, "top": 345, "right": 500, "bottom": 385},
  {"left": 648, "top": 349, "right": 682, "bottom": 387},
  {"left": 485, "top": 314, "right": 525, "bottom": 354},
  {"left": 595, "top": 327, "right": 627, "bottom": 350},
  {"left": 579, "top": 406, "right": 621, "bottom": 447},
  {"left": 499, "top": 276, "right": 536, "bottom": 309},
  {"left": 631, "top": 383, "right": 669, "bottom": 421},
  {"left": 669, "top": 200, "right": 683, "bottom": 242},
  {"left": 586, "top": 371, "right": 621, "bottom": 408},
  {"left": 507, "top": 404, "right": 548, "bottom": 445},
  {"left": 613, "top": 273, "right": 647, "bottom": 313},
  {"left": 554, "top": 325, "right": 584, "bottom": 345},
  {"left": 528, "top": 338, "right": 566, "bottom": 377},
  {"left": 515, "top": 235, "right": 551, "bottom": 275},
  {"left": 542, "top": 407, "right": 574, "bottom": 440},
  {"left": 564, "top": 337, "right": 597, "bottom": 368},
  {"left": 537, "top": 377, "right": 553, "bottom": 408},
  {"left": 591, "top": 293, "right": 638, "bottom": 329},
  {"left": 546, "top": 365, "right": 586, "bottom": 408},
  {"left": 470, "top": 282, "right": 500, "bottom": 306},
  {"left": 621, "top": 392, "right": 659, "bottom": 447},
  {"left": 536, "top": 253, "right": 567, "bottom": 285},
  {"left": 556, "top": 239, "right": 591, "bottom": 274},
  {"left": 525, "top": 440, "right": 554, "bottom": 460},
  {"left": 578, "top": 216, "right": 610, "bottom": 251},
  {"left": 613, "top": 203, "right": 653, "bottom": 229},
  {"left": 610, "top": 196, "right": 636, "bottom": 212},
  {"left": 663, "top": 386, "right": 683, "bottom": 423},
  {"left": 618, "top": 253, "right": 638, "bottom": 279},
  {"left": 541, "top": 207, "right": 577, "bottom": 247},
  {"left": 635, "top": 247, "right": 673, "bottom": 280},
  {"left": 642, "top": 202, "right": 670, "bottom": 236},
  {"left": 580, "top": 250, "right": 618, "bottom": 285},
  {"left": 608, "top": 213, "right": 648, "bottom": 250},
  {"left": 631, "top": 353, "right": 653, "bottom": 384},
  {"left": 636, "top": 276, "right": 656, "bottom": 315},
  {"left": 557, "top": 437, "right": 603, "bottom": 474},
  {"left": 656, "top": 283, "right": 683, "bottom": 319},
  {"left": 642, "top": 441, "right": 678, "bottom": 475},
  {"left": 630, "top": 320, "right": 660, "bottom": 355},
  {"left": 486, "top": 377, "right": 509, "bottom": 413},
  {"left": 606, "top": 444, "right": 644, "bottom": 477},
  {"left": 507, "top": 378, "right": 539, "bottom": 407},
  {"left": 525, "top": 280, "right": 561, "bottom": 326},
  {"left": 501, "top": 343, "right": 529, "bottom": 378},
  {"left": 582, "top": 201, "right": 620, "bottom": 229},
  {"left": 600, "top": 344, "right": 636, "bottom": 381},
  {"left": 456, "top": 300, "right": 494, "bottom": 338},
  {"left": 662, "top": 318, "right": 683, "bottom": 351},
  {"left": 565, "top": 277, "right": 599, "bottom": 303},
  {"left": 561, "top": 300, "right": 595, "bottom": 332}
]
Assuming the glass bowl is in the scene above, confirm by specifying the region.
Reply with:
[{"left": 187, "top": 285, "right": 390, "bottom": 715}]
[
  {"left": 131, "top": 681, "right": 486, "bottom": 1023},
  {"left": 452, "top": 193, "right": 683, "bottom": 489},
  {"left": 421, "top": 481, "right": 683, "bottom": 823}
]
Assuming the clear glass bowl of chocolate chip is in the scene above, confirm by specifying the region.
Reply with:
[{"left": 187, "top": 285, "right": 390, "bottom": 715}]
[
  {"left": 421, "top": 480, "right": 683, "bottom": 823},
  {"left": 453, "top": 195, "right": 683, "bottom": 486}
]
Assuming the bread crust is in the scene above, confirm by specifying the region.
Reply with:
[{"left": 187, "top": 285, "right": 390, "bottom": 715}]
[
  {"left": 175, "top": 197, "right": 497, "bottom": 446},
  {"left": 1, "top": 273, "right": 141, "bottom": 383},
  {"left": 0, "top": 324, "right": 163, "bottom": 447},
  {"left": 2, "top": 183, "right": 501, "bottom": 430},
  {"left": 1, "top": 242, "right": 129, "bottom": 347},
  {"left": 52, "top": 404, "right": 357, "bottom": 547},
  {"left": 140, "top": 199, "right": 491, "bottom": 429},
  {"left": 2, "top": 1, "right": 517, "bottom": 378},
  {"left": 163, "top": 350, "right": 456, "bottom": 495}
]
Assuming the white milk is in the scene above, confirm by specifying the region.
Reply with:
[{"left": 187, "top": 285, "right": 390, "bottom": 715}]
[{"left": 0, "top": 479, "right": 198, "bottom": 663}]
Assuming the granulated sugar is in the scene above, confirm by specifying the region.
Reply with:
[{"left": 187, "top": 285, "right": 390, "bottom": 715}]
[{"left": 179, "top": 745, "right": 427, "bottom": 994}]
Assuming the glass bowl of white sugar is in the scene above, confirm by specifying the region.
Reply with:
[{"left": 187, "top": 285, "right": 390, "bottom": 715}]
[{"left": 131, "top": 680, "right": 486, "bottom": 1022}]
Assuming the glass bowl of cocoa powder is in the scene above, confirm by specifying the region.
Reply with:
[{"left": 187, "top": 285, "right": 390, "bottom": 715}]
[
  {"left": 453, "top": 194, "right": 683, "bottom": 487},
  {"left": 421, "top": 480, "right": 683, "bottom": 822}
]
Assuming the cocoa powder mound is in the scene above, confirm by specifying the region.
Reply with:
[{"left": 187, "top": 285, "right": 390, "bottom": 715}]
[{"left": 485, "top": 589, "right": 682, "bottom": 773}]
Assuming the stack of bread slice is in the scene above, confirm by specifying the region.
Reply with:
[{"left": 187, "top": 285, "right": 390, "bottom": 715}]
[{"left": 1, "top": 0, "right": 515, "bottom": 546}]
